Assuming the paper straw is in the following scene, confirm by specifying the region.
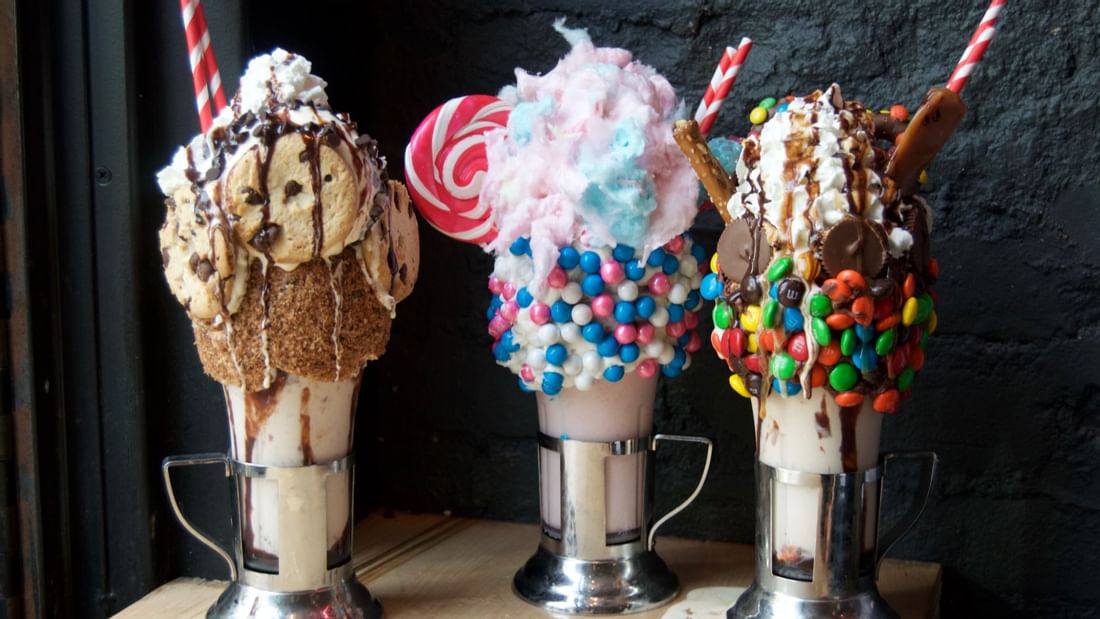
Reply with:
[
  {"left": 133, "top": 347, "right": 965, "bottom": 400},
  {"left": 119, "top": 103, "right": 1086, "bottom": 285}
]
[
  {"left": 180, "top": 0, "right": 227, "bottom": 131},
  {"left": 946, "top": 0, "right": 1006, "bottom": 94},
  {"left": 694, "top": 38, "right": 753, "bottom": 137}
]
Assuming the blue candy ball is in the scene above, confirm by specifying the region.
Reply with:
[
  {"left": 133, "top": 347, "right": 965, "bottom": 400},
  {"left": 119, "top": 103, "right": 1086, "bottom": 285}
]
[
  {"left": 646, "top": 247, "right": 667, "bottom": 267},
  {"left": 558, "top": 246, "right": 580, "bottom": 270},
  {"left": 625, "top": 260, "right": 646, "bottom": 281},
  {"left": 619, "top": 343, "right": 640, "bottom": 363},
  {"left": 614, "top": 301, "right": 636, "bottom": 323},
  {"left": 581, "top": 273, "right": 605, "bottom": 296},
  {"left": 582, "top": 323, "right": 605, "bottom": 343},
  {"left": 635, "top": 296, "right": 656, "bottom": 319},
  {"left": 551, "top": 300, "right": 573, "bottom": 323},
  {"left": 510, "top": 237, "right": 530, "bottom": 256},
  {"left": 667, "top": 303, "right": 684, "bottom": 323},
  {"left": 661, "top": 364, "right": 682, "bottom": 378},
  {"left": 603, "top": 365, "right": 625, "bottom": 382},
  {"left": 783, "top": 307, "right": 805, "bottom": 333},
  {"left": 662, "top": 254, "right": 680, "bottom": 275},
  {"left": 671, "top": 347, "right": 687, "bottom": 368},
  {"left": 516, "top": 287, "right": 534, "bottom": 308},
  {"left": 518, "top": 377, "right": 533, "bottom": 392},
  {"left": 597, "top": 335, "right": 620, "bottom": 357},
  {"left": 612, "top": 244, "right": 635, "bottom": 262},
  {"left": 677, "top": 332, "right": 692, "bottom": 346},
  {"left": 685, "top": 290, "right": 702, "bottom": 310},
  {"left": 545, "top": 343, "right": 568, "bottom": 367},
  {"left": 691, "top": 243, "right": 707, "bottom": 266},
  {"left": 580, "top": 251, "right": 602, "bottom": 274},
  {"left": 542, "top": 372, "right": 564, "bottom": 395}
]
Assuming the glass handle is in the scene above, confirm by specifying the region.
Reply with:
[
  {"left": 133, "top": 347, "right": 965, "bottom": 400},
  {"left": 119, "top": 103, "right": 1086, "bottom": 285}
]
[
  {"left": 875, "top": 450, "right": 938, "bottom": 577},
  {"left": 161, "top": 453, "right": 237, "bottom": 580},
  {"left": 647, "top": 434, "right": 713, "bottom": 551}
]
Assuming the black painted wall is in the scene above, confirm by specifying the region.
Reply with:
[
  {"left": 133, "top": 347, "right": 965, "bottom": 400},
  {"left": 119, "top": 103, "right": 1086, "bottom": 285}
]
[{"left": 137, "top": 2, "right": 1100, "bottom": 617}]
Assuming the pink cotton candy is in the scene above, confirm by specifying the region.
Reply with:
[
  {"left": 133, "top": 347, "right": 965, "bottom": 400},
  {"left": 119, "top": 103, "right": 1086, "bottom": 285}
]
[{"left": 481, "top": 20, "right": 698, "bottom": 294}]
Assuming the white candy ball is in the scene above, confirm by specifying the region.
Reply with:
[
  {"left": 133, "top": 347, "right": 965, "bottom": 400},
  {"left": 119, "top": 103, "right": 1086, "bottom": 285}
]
[
  {"left": 560, "top": 323, "right": 581, "bottom": 343},
  {"left": 691, "top": 273, "right": 703, "bottom": 289},
  {"left": 537, "top": 324, "right": 560, "bottom": 346},
  {"left": 527, "top": 348, "right": 547, "bottom": 370},
  {"left": 650, "top": 306, "right": 670, "bottom": 328},
  {"left": 563, "top": 355, "right": 583, "bottom": 376},
  {"left": 571, "top": 304, "right": 593, "bottom": 325},
  {"left": 658, "top": 345, "right": 676, "bottom": 364},
  {"left": 679, "top": 256, "right": 698, "bottom": 276},
  {"left": 617, "top": 280, "right": 639, "bottom": 302},
  {"left": 574, "top": 374, "right": 595, "bottom": 391},
  {"left": 645, "top": 341, "right": 665, "bottom": 359},
  {"left": 668, "top": 283, "right": 688, "bottom": 304},
  {"left": 582, "top": 351, "right": 602, "bottom": 372},
  {"left": 682, "top": 355, "right": 692, "bottom": 371},
  {"left": 561, "top": 282, "right": 583, "bottom": 304}
]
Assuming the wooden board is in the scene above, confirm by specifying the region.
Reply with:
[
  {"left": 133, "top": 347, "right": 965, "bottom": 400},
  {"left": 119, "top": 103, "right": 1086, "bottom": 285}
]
[{"left": 115, "top": 512, "right": 941, "bottom": 618}]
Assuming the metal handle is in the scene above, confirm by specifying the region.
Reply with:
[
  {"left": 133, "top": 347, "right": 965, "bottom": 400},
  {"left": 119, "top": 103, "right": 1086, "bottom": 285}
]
[
  {"left": 162, "top": 453, "right": 237, "bottom": 580},
  {"left": 646, "top": 434, "right": 713, "bottom": 551},
  {"left": 875, "top": 450, "right": 938, "bottom": 575}
]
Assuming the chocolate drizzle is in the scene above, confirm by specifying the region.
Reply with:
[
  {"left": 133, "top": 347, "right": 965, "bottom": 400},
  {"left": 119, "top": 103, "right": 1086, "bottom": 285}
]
[
  {"left": 299, "top": 386, "right": 314, "bottom": 464},
  {"left": 838, "top": 404, "right": 860, "bottom": 472}
]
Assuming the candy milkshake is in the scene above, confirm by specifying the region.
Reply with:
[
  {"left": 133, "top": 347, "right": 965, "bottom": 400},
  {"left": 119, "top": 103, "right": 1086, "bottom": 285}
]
[
  {"left": 157, "top": 49, "right": 418, "bottom": 575},
  {"left": 679, "top": 84, "right": 960, "bottom": 578},
  {"left": 407, "top": 20, "right": 704, "bottom": 544}
]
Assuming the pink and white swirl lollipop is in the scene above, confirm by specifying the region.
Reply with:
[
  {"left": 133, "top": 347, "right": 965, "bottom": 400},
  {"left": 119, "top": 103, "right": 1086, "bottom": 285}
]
[{"left": 404, "top": 95, "right": 511, "bottom": 245}]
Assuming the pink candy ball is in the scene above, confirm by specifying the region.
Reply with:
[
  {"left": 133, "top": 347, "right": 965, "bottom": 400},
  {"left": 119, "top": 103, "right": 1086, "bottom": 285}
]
[
  {"left": 648, "top": 273, "right": 671, "bottom": 296},
  {"left": 666, "top": 321, "right": 687, "bottom": 338},
  {"left": 530, "top": 303, "right": 551, "bottom": 325},
  {"left": 684, "top": 310, "right": 700, "bottom": 329},
  {"left": 488, "top": 315, "right": 509, "bottom": 339},
  {"left": 614, "top": 324, "right": 638, "bottom": 344},
  {"left": 636, "top": 323, "right": 655, "bottom": 345},
  {"left": 637, "top": 359, "right": 658, "bottom": 378},
  {"left": 600, "top": 261, "right": 625, "bottom": 285},
  {"left": 664, "top": 235, "right": 685, "bottom": 254},
  {"left": 591, "top": 294, "right": 615, "bottom": 318},
  {"left": 685, "top": 332, "right": 703, "bottom": 353},
  {"left": 520, "top": 365, "right": 535, "bottom": 382},
  {"left": 547, "top": 267, "right": 568, "bottom": 289},
  {"left": 502, "top": 282, "right": 517, "bottom": 300},
  {"left": 500, "top": 300, "right": 519, "bottom": 322},
  {"left": 488, "top": 276, "right": 503, "bottom": 295}
]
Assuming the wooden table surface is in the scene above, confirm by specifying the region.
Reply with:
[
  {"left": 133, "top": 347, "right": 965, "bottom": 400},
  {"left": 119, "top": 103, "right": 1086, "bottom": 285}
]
[{"left": 115, "top": 512, "right": 941, "bottom": 618}]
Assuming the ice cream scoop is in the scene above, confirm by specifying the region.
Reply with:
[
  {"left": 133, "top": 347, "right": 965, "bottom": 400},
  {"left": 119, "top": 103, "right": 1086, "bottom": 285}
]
[{"left": 157, "top": 48, "right": 419, "bottom": 390}]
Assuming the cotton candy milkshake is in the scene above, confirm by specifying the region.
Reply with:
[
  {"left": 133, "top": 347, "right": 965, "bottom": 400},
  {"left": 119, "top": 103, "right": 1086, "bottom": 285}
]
[{"left": 406, "top": 20, "right": 712, "bottom": 612}]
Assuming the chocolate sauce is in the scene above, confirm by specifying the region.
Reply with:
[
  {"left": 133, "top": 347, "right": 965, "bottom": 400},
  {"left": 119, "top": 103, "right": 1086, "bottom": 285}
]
[
  {"left": 838, "top": 404, "right": 860, "bottom": 473},
  {"left": 299, "top": 387, "right": 314, "bottom": 465},
  {"left": 815, "top": 395, "right": 832, "bottom": 439}
]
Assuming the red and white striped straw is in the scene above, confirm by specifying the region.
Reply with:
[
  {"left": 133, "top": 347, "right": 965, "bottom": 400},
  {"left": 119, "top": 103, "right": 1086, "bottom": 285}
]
[
  {"left": 694, "top": 37, "right": 753, "bottom": 137},
  {"left": 946, "top": 0, "right": 1006, "bottom": 94},
  {"left": 180, "top": 0, "right": 227, "bottom": 132}
]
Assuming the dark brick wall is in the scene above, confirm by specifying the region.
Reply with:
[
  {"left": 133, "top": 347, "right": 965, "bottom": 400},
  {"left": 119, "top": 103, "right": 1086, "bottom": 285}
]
[{"left": 146, "top": 2, "right": 1100, "bottom": 617}]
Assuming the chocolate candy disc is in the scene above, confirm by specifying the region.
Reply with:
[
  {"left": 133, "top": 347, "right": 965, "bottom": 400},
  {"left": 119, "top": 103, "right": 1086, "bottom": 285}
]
[
  {"left": 904, "top": 203, "right": 931, "bottom": 277},
  {"left": 717, "top": 216, "right": 771, "bottom": 282},
  {"left": 821, "top": 217, "right": 888, "bottom": 278},
  {"left": 885, "top": 87, "right": 967, "bottom": 197}
]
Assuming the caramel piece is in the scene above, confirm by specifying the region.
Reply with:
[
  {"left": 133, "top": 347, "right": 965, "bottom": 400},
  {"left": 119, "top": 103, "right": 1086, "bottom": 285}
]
[{"left": 885, "top": 87, "right": 967, "bottom": 199}]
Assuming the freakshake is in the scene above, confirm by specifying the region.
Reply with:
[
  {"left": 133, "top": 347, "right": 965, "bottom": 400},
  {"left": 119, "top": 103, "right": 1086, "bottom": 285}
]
[
  {"left": 679, "top": 85, "right": 961, "bottom": 578},
  {"left": 407, "top": 19, "right": 705, "bottom": 542},
  {"left": 157, "top": 49, "right": 418, "bottom": 574}
]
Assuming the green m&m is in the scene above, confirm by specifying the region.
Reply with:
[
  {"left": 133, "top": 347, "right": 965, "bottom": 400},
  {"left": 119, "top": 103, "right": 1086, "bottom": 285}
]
[{"left": 829, "top": 362, "right": 859, "bottom": 392}]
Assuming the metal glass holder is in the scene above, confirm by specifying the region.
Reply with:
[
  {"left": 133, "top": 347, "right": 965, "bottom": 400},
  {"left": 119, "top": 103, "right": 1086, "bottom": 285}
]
[
  {"left": 730, "top": 452, "right": 937, "bottom": 619},
  {"left": 513, "top": 433, "right": 713, "bottom": 615},
  {"left": 162, "top": 452, "right": 382, "bottom": 619}
]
